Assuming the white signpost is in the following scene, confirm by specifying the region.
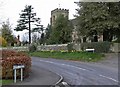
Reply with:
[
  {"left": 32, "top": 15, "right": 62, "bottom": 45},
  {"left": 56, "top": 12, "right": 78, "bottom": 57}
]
[
  {"left": 85, "top": 49, "right": 95, "bottom": 53},
  {"left": 13, "top": 64, "right": 25, "bottom": 83}
]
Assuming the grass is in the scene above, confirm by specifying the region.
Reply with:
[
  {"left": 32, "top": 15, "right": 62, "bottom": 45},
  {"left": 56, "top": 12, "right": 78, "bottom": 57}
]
[
  {"left": 0, "top": 80, "right": 13, "bottom": 85},
  {"left": 27, "top": 51, "right": 104, "bottom": 62}
]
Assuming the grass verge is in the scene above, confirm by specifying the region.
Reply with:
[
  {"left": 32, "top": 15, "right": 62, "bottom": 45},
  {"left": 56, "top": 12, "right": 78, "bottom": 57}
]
[
  {"left": 0, "top": 80, "right": 13, "bottom": 85},
  {"left": 27, "top": 51, "right": 104, "bottom": 62}
]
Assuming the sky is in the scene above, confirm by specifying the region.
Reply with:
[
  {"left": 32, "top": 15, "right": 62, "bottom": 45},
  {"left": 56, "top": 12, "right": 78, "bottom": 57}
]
[{"left": 0, "top": 0, "right": 79, "bottom": 41}]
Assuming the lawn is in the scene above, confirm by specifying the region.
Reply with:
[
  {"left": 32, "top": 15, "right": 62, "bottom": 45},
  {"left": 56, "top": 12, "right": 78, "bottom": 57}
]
[
  {"left": 27, "top": 51, "right": 104, "bottom": 62},
  {"left": 0, "top": 80, "right": 13, "bottom": 85}
]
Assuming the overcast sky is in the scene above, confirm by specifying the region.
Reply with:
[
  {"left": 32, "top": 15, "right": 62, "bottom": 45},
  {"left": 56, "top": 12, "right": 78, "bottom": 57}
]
[{"left": 0, "top": 0, "right": 79, "bottom": 41}]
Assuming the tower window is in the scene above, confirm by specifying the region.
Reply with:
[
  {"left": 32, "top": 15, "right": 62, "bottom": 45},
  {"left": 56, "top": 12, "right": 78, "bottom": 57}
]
[{"left": 53, "top": 15, "right": 55, "bottom": 21}]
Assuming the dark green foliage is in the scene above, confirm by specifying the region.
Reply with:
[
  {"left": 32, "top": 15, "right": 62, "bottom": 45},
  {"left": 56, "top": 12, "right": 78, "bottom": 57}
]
[
  {"left": 37, "top": 33, "right": 45, "bottom": 45},
  {"left": 113, "top": 37, "right": 120, "bottom": 43},
  {"left": 67, "top": 43, "right": 74, "bottom": 52},
  {"left": 81, "top": 42, "right": 112, "bottom": 53},
  {"left": 45, "top": 24, "right": 51, "bottom": 39},
  {"left": 29, "top": 44, "right": 37, "bottom": 52},
  {"left": 15, "top": 5, "right": 41, "bottom": 44},
  {"left": 44, "top": 24, "right": 52, "bottom": 44},
  {"left": 49, "top": 14, "right": 73, "bottom": 44},
  {"left": 75, "top": 2, "right": 120, "bottom": 42},
  {"left": 1, "top": 20, "right": 15, "bottom": 46}
]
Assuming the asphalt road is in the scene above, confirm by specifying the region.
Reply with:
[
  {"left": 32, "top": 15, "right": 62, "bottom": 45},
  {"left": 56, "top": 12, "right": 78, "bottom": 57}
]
[
  {"left": 11, "top": 64, "right": 60, "bottom": 86},
  {"left": 32, "top": 53, "right": 119, "bottom": 86}
]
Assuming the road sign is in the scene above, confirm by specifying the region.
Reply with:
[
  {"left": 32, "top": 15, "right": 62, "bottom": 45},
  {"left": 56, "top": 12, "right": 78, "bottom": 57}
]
[{"left": 13, "top": 64, "right": 25, "bottom": 83}]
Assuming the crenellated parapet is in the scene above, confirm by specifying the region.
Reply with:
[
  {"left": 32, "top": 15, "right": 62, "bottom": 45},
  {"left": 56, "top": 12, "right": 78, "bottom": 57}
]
[
  {"left": 51, "top": 8, "right": 69, "bottom": 14},
  {"left": 51, "top": 8, "right": 69, "bottom": 26}
]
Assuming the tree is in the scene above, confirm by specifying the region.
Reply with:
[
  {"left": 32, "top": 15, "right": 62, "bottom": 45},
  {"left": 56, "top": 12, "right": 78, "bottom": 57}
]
[
  {"left": 1, "top": 20, "right": 15, "bottom": 46},
  {"left": 49, "top": 14, "right": 73, "bottom": 44},
  {"left": 44, "top": 24, "right": 52, "bottom": 44},
  {"left": 32, "top": 24, "right": 45, "bottom": 44},
  {"left": 39, "top": 33, "right": 45, "bottom": 44},
  {"left": 0, "top": 36, "right": 7, "bottom": 47},
  {"left": 32, "top": 33, "right": 38, "bottom": 43},
  {"left": 15, "top": 5, "right": 41, "bottom": 44},
  {"left": 75, "top": 2, "right": 120, "bottom": 42},
  {"left": 106, "top": 2, "right": 120, "bottom": 42}
]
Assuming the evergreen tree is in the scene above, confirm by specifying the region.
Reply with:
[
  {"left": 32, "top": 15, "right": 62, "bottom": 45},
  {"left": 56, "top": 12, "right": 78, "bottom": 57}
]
[
  {"left": 50, "top": 14, "right": 72, "bottom": 44},
  {"left": 15, "top": 5, "right": 40, "bottom": 44},
  {"left": 1, "top": 20, "right": 15, "bottom": 46},
  {"left": 44, "top": 24, "right": 52, "bottom": 44}
]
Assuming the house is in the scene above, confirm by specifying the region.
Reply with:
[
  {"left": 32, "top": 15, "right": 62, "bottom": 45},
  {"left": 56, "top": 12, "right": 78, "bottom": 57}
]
[{"left": 14, "top": 35, "right": 21, "bottom": 46}]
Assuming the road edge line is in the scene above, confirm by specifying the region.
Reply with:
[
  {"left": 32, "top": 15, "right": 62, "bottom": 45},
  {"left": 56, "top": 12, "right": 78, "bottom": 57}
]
[{"left": 54, "top": 73, "right": 63, "bottom": 85}]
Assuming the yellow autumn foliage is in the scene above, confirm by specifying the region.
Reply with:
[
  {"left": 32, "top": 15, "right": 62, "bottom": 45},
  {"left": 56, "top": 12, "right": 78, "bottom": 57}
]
[{"left": 0, "top": 36, "right": 7, "bottom": 47}]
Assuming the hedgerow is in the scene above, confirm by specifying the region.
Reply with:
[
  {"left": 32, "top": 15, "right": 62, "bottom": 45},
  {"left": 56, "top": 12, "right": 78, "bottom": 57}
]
[
  {"left": 1, "top": 50, "right": 31, "bottom": 79},
  {"left": 81, "top": 41, "right": 112, "bottom": 53}
]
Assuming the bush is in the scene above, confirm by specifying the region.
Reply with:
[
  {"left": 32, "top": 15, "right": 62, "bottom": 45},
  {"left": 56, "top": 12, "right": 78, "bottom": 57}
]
[
  {"left": 81, "top": 41, "right": 112, "bottom": 53},
  {"left": 67, "top": 43, "right": 74, "bottom": 52},
  {"left": 29, "top": 44, "right": 37, "bottom": 52},
  {"left": 1, "top": 50, "right": 31, "bottom": 79},
  {"left": 0, "top": 37, "right": 7, "bottom": 47},
  {"left": 113, "top": 38, "right": 120, "bottom": 43}
]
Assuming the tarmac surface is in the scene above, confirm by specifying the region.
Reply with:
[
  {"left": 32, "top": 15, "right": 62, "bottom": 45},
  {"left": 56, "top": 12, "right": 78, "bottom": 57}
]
[
  {"left": 3, "top": 63, "right": 61, "bottom": 87},
  {"left": 30, "top": 53, "right": 118, "bottom": 85},
  {"left": 14, "top": 66, "right": 61, "bottom": 85},
  {"left": 2, "top": 53, "right": 119, "bottom": 87}
]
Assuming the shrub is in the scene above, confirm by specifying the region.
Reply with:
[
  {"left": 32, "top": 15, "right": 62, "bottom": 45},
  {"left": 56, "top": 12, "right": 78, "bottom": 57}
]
[
  {"left": 113, "top": 38, "right": 120, "bottom": 43},
  {"left": 81, "top": 41, "right": 112, "bottom": 53},
  {"left": 29, "top": 44, "right": 37, "bottom": 52},
  {"left": 1, "top": 50, "right": 31, "bottom": 79},
  {"left": 0, "top": 37, "right": 7, "bottom": 47},
  {"left": 67, "top": 43, "right": 74, "bottom": 52}
]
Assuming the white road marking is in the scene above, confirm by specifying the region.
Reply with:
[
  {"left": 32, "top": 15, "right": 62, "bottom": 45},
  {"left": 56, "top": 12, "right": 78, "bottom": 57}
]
[
  {"left": 99, "top": 74, "right": 119, "bottom": 83},
  {"left": 62, "top": 82, "right": 70, "bottom": 87},
  {"left": 39, "top": 60, "right": 118, "bottom": 83},
  {"left": 40, "top": 60, "right": 86, "bottom": 70},
  {"left": 62, "top": 64, "right": 86, "bottom": 71},
  {"left": 62, "top": 82, "right": 68, "bottom": 85}
]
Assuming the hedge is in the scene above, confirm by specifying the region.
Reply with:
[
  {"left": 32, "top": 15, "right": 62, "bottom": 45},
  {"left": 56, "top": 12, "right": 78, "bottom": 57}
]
[
  {"left": 81, "top": 41, "right": 112, "bottom": 53},
  {"left": 1, "top": 50, "right": 31, "bottom": 79}
]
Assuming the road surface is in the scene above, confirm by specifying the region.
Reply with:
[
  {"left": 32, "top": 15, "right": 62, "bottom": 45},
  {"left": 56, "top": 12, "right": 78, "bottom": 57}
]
[{"left": 32, "top": 53, "right": 119, "bottom": 86}]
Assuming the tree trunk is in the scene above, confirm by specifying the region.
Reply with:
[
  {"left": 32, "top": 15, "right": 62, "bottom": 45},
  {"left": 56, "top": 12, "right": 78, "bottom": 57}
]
[{"left": 28, "top": 15, "right": 31, "bottom": 44}]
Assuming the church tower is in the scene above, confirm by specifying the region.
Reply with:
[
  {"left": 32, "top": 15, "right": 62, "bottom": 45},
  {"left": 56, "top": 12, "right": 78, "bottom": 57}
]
[{"left": 50, "top": 8, "right": 69, "bottom": 26}]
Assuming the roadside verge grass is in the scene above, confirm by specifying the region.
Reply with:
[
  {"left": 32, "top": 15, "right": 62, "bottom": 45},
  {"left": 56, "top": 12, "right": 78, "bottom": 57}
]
[
  {"left": 27, "top": 51, "right": 104, "bottom": 62},
  {"left": 0, "top": 80, "right": 13, "bottom": 85}
]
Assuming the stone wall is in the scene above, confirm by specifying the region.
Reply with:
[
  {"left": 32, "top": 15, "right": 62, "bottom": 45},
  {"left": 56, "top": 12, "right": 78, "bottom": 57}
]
[
  {"left": 1, "top": 43, "right": 119, "bottom": 53},
  {"left": 111, "top": 43, "right": 120, "bottom": 53},
  {"left": 1, "top": 47, "right": 29, "bottom": 51},
  {"left": 37, "top": 44, "right": 68, "bottom": 51},
  {"left": 37, "top": 43, "right": 120, "bottom": 53}
]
